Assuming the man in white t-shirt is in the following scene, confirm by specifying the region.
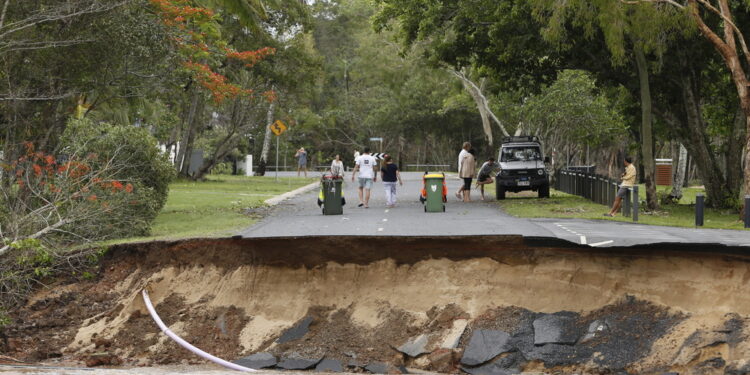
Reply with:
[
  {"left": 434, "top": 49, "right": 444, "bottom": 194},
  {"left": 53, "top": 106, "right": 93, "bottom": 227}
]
[{"left": 351, "top": 147, "right": 378, "bottom": 208}]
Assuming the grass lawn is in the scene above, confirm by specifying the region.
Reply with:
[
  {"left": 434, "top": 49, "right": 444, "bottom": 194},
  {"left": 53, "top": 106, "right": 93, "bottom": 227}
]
[
  {"left": 491, "top": 182, "right": 747, "bottom": 230},
  {"left": 116, "top": 175, "right": 315, "bottom": 242}
]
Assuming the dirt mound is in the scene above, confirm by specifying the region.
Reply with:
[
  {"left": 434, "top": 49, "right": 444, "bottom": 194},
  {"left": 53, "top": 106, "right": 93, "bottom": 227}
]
[{"left": 2, "top": 236, "right": 750, "bottom": 374}]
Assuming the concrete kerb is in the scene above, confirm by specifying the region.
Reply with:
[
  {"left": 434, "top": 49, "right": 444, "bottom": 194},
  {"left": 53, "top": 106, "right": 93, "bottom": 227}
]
[{"left": 264, "top": 181, "right": 319, "bottom": 206}]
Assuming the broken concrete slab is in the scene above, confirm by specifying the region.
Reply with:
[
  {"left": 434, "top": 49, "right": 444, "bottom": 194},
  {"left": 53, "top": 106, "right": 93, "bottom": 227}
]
[
  {"left": 277, "top": 316, "right": 313, "bottom": 344},
  {"left": 460, "top": 329, "right": 512, "bottom": 366},
  {"left": 315, "top": 358, "right": 344, "bottom": 372},
  {"left": 277, "top": 353, "right": 323, "bottom": 370},
  {"left": 440, "top": 319, "right": 469, "bottom": 349},
  {"left": 232, "top": 352, "right": 277, "bottom": 369},
  {"left": 533, "top": 314, "right": 579, "bottom": 345},
  {"left": 398, "top": 334, "right": 430, "bottom": 357}
]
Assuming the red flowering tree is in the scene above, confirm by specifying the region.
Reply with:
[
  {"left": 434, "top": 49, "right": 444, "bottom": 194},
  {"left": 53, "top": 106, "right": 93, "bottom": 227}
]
[
  {"left": 149, "top": 0, "right": 278, "bottom": 177},
  {"left": 0, "top": 142, "right": 140, "bottom": 257}
]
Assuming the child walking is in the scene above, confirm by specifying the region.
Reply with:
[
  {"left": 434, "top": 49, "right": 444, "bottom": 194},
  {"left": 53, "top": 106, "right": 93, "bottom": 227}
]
[{"left": 380, "top": 155, "right": 402, "bottom": 208}]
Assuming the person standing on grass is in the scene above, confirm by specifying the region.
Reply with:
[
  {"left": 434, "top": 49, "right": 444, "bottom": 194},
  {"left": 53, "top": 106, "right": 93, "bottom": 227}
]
[
  {"left": 380, "top": 155, "right": 402, "bottom": 208},
  {"left": 605, "top": 156, "right": 637, "bottom": 217},
  {"left": 352, "top": 147, "right": 377, "bottom": 208},
  {"left": 459, "top": 148, "right": 477, "bottom": 202},
  {"left": 455, "top": 141, "right": 471, "bottom": 199},
  {"left": 330, "top": 154, "right": 344, "bottom": 178},
  {"left": 475, "top": 157, "right": 499, "bottom": 201},
  {"left": 295, "top": 147, "right": 308, "bottom": 177}
]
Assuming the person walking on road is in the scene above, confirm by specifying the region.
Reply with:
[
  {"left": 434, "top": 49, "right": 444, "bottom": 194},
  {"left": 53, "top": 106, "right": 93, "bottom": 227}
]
[
  {"left": 295, "top": 147, "right": 308, "bottom": 177},
  {"left": 459, "top": 148, "right": 477, "bottom": 202},
  {"left": 380, "top": 155, "right": 403, "bottom": 208},
  {"left": 605, "top": 156, "right": 637, "bottom": 217},
  {"left": 475, "top": 157, "right": 499, "bottom": 201},
  {"left": 352, "top": 147, "right": 378, "bottom": 208},
  {"left": 330, "top": 154, "right": 344, "bottom": 178},
  {"left": 455, "top": 141, "right": 471, "bottom": 199}
]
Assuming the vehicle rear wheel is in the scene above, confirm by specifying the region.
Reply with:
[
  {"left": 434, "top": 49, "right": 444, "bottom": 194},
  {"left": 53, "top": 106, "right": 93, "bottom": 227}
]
[
  {"left": 538, "top": 183, "right": 550, "bottom": 198},
  {"left": 496, "top": 184, "right": 506, "bottom": 200}
]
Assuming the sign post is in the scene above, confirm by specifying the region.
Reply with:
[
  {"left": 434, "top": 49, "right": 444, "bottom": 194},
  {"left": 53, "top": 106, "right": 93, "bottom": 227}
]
[{"left": 269, "top": 120, "right": 287, "bottom": 182}]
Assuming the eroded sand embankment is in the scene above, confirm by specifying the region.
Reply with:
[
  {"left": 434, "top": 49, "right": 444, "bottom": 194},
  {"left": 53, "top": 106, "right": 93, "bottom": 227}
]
[{"left": 3, "top": 236, "right": 750, "bottom": 374}]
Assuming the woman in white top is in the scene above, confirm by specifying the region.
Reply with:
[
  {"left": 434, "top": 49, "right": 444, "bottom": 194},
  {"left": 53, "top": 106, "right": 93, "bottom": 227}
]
[{"left": 330, "top": 154, "right": 345, "bottom": 178}]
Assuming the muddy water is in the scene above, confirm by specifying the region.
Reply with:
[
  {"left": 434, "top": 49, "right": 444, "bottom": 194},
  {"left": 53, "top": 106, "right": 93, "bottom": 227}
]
[{"left": 3, "top": 236, "right": 750, "bottom": 374}]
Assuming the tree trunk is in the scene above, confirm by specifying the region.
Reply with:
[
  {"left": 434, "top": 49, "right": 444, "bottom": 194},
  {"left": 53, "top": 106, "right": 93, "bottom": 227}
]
[
  {"left": 670, "top": 143, "right": 687, "bottom": 200},
  {"left": 175, "top": 89, "right": 202, "bottom": 175},
  {"left": 634, "top": 46, "right": 658, "bottom": 210},
  {"left": 448, "top": 69, "right": 510, "bottom": 143},
  {"left": 257, "top": 99, "right": 275, "bottom": 176},
  {"left": 687, "top": 0, "right": 750, "bottom": 201},
  {"left": 727, "top": 108, "right": 746, "bottom": 203},
  {"left": 679, "top": 73, "right": 732, "bottom": 207}
]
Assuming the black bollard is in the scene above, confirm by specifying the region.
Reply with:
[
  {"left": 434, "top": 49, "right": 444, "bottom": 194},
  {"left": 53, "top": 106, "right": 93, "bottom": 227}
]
[
  {"left": 696, "top": 193, "right": 704, "bottom": 227},
  {"left": 745, "top": 195, "right": 750, "bottom": 229},
  {"left": 632, "top": 186, "right": 639, "bottom": 222},
  {"left": 623, "top": 188, "right": 631, "bottom": 217}
]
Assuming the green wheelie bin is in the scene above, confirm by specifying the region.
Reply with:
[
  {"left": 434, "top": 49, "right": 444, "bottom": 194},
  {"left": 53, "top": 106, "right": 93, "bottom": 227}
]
[
  {"left": 320, "top": 176, "right": 344, "bottom": 215},
  {"left": 422, "top": 173, "right": 446, "bottom": 212}
]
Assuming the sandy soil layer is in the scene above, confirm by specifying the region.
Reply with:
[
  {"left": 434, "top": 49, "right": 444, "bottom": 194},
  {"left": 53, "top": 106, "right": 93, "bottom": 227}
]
[{"left": 2, "top": 236, "right": 750, "bottom": 374}]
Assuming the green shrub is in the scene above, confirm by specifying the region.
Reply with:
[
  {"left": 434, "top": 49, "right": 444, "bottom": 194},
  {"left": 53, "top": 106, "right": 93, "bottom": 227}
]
[{"left": 61, "top": 119, "right": 175, "bottom": 236}]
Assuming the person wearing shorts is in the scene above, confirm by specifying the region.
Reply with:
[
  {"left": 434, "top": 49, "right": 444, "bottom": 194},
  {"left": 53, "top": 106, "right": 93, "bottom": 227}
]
[
  {"left": 352, "top": 147, "right": 378, "bottom": 208},
  {"left": 455, "top": 141, "right": 471, "bottom": 199},
  {"left": 475, "top": 157, "right": 498, "bottom": 200},
  {"left": 458, "top": 148, "right": 476, "bottom": 202},
  {"left": 605, "top": 156, "right": 636, "bottom": 217}
]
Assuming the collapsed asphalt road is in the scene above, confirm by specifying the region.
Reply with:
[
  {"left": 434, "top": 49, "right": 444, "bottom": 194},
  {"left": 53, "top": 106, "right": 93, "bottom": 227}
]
[
  {"left": 240, "top": 172, "right": 750, "bottom": 248},
  {"left": 6, "top": 173, "right": 750, "bottom": 375},
  {"left": 4, "top": 236, "right": 750, "bottom": 375}
]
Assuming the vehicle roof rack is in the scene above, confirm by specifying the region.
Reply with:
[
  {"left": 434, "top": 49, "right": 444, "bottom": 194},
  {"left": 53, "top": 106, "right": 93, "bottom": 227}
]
[{"left": 502, "top": 135, "right": 539, "bottom": 143}]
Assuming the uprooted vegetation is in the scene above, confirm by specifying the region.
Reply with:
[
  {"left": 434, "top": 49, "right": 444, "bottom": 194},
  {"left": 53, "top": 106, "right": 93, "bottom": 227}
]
[{"left": 2, "top": 236, "right": 750, "bottom": 374}]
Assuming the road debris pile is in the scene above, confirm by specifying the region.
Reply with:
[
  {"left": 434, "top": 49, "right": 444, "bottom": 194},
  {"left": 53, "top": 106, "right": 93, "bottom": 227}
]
[{"left": 2, "top": 236, "right": 750, "bottom": 374}]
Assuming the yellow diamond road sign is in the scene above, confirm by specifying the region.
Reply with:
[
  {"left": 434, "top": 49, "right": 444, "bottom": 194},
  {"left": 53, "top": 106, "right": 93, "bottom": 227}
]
[{"left": 270, "top": 120, "right": 287, "bottom": 136}]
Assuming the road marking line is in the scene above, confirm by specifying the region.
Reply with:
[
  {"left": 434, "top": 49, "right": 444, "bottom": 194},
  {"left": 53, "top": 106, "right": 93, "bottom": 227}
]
[
  {"left": 580, "top": 236, "right": 587, "bottom": 245},
  {"left": 377, "top": 228, "right": 384, "bottom": 232},
  {"left": 385, "top": 209, "right": 389, "bottom": 213},
  {"left": 383, "top": 219, "right": 388, "bottom": 222},
  {"left": 589, "top": 240, "right": 614, "bottom": 247}
]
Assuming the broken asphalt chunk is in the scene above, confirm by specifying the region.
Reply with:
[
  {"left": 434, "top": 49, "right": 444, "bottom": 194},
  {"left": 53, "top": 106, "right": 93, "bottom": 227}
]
[
  {"left": 365, "top": 361, "right": 407, "bottom": 374},
  {"left": 397, "top": 333, "right": 430, "bottom": 357},
  {"left": 277, "top": 316, "right": 313, "bottom": 344},
  {"left": 277, "top": 353, "right": 323, "bottom": 370},
  {"left": 460, "top": 329, "right": 512, "bottom": 366},
  {"left": 232, "top": 352, "right": 277, "bottom": 369},
  {"left": 315, "top": 358, "right": 344, "bottom": 372}
]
